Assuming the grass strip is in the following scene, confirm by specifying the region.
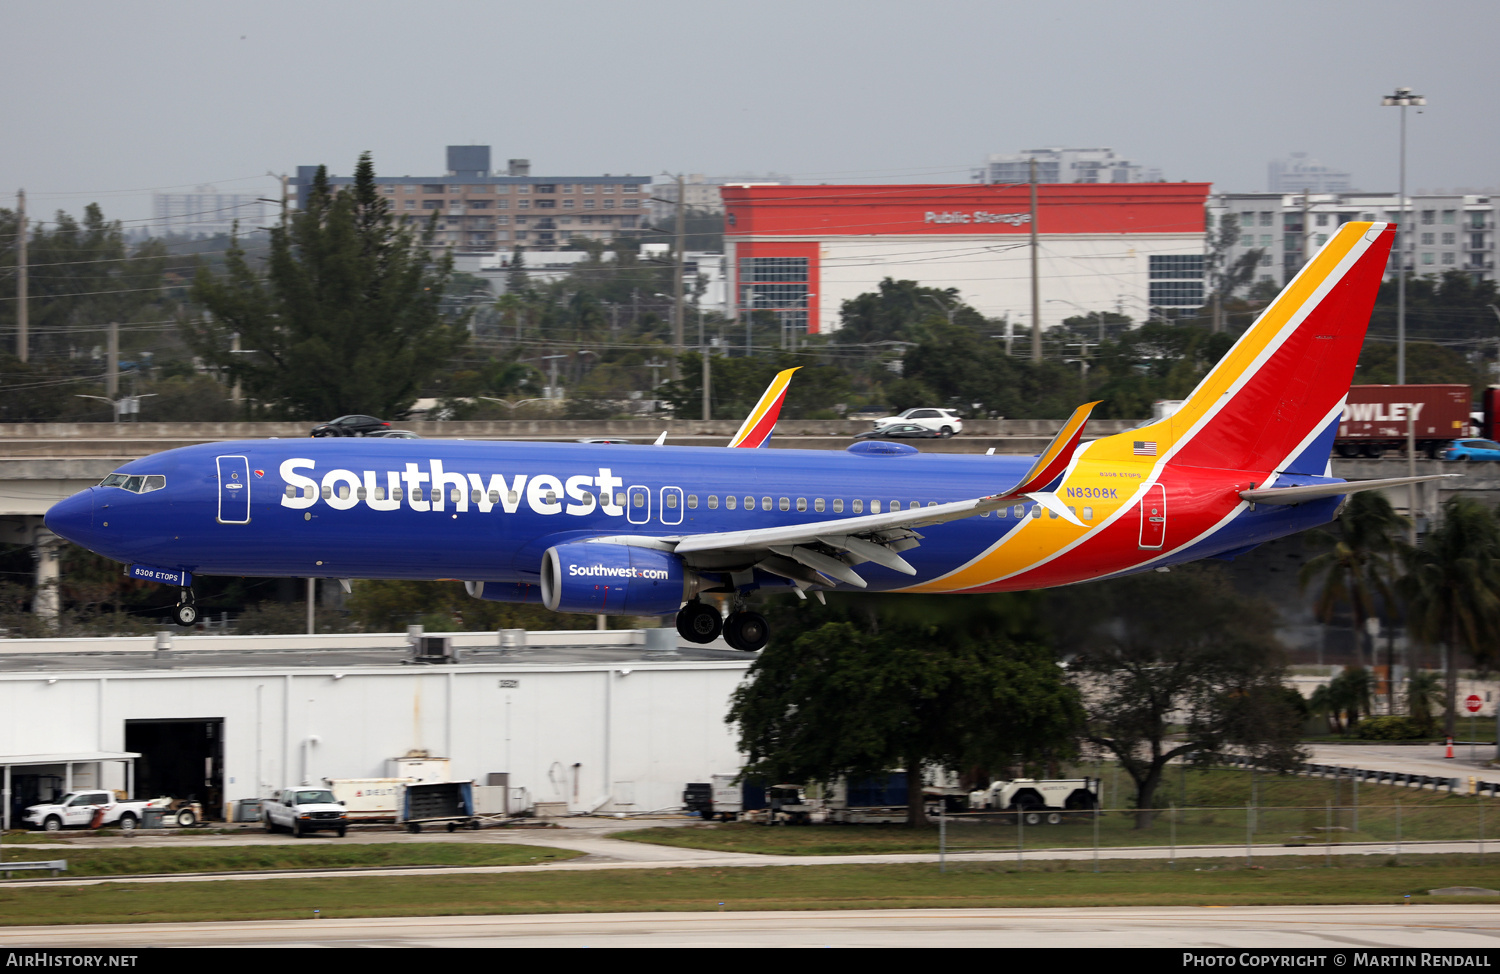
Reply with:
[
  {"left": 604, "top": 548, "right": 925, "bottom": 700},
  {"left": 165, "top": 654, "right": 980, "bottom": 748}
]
[
  {"left": 0, "top": 842, "right": 580, "bottom": 877},
  {"left": 0, "top": 854, "right": 1496, "bottom": 926},
  {"left": 617, "top": 768, "right": 1500, "bottom": 856}
]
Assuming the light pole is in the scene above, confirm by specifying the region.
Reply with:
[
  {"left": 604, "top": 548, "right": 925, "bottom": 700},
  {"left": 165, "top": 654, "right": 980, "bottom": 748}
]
[
  {"left": 1382, "top": 85, "right": 1425, "bottom": 543},
  {"left": 1381, "top": 86, "right": 1424, "bottom": 386}
]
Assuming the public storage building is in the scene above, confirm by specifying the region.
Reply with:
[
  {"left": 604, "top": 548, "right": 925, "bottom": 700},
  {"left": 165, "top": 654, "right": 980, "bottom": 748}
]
[
  {"left": 722, "top": 183, "right": 1213, "bottom": 336},
  {"left": 0, "top": 630, "right": 749, "bottom": 828}
]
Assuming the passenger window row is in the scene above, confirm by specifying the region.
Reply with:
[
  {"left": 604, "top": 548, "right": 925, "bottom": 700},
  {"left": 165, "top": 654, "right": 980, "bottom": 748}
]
[{"left": 276, "top": 484, "right": 1095, "bottom": 523}]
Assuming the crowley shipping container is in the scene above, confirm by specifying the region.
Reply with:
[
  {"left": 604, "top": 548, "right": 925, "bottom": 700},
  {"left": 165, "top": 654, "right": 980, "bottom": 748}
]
[{"left": 1334, "top": 384, "right": 1471, "bottom": 458}]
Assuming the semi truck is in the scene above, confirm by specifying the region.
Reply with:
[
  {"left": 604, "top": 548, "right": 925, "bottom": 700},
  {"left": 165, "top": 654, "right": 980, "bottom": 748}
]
[{"left": 1334, "top": 384, "right": 1471, "bottom": 458}]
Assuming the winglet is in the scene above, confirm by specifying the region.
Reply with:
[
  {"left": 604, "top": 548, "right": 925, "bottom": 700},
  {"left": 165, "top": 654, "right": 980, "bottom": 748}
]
[
  {"left": 998, "top": 401, "right": 1100, "bottom": 498},
  {"left": 728, "top": 367, "right": 800, "bottom": 448}
]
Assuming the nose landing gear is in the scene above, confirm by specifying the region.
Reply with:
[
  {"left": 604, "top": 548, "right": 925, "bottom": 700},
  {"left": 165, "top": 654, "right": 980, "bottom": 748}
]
[{"left": 173, "top": 589, "right": 197, "bottom": 628}]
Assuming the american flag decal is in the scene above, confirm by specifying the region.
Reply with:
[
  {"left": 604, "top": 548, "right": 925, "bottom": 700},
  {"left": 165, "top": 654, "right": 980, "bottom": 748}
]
[{"left": 1133, "top": 441, "right": 1157, "bottom": 456}]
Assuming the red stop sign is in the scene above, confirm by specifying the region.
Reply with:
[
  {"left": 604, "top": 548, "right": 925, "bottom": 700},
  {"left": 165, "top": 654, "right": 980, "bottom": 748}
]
[{"left": 1466, "top": 694, "right": 1483, "bottom": 714}]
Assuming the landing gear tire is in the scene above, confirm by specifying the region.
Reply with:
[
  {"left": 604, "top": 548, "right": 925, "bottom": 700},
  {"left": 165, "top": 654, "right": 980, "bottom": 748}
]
[
  {"left": 174, "top": 588, "right": 197, "bottom": 628},
  {"left": 676, "top": 601, "right": 723, "bottom": 644},
  {"left": 723, "top": 611, "right": 770, "bottom": 652}
]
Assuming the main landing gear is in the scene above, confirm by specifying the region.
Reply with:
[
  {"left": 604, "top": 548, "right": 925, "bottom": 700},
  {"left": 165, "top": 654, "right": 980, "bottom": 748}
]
[
  {"left": 675, "top": 600, "right": 770, "bottom": 653},
  {"left": 173, "top": 589, "right": 197, "bottom": 628}
]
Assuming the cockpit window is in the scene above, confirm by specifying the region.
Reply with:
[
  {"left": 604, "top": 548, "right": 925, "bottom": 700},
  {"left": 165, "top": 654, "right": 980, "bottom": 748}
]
[{"left": 98, "top": 473, "right": 166, "bottom": 493}]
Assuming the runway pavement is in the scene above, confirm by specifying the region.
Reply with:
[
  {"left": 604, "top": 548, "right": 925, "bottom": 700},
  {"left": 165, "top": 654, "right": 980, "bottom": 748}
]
[{"left": 4, "top": 905, "right": 1498, "bottom": 948}]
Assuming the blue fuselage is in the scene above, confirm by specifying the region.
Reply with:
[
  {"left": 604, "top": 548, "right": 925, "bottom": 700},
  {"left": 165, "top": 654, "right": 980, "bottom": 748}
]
[{"left": 44, "top": 438, "right": 1341, "bottom": 593}]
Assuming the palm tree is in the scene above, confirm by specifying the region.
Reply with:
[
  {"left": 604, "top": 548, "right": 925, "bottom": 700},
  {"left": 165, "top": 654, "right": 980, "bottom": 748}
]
[
  {"left": 1405, "top": 669, "right": 1444, "bottom": 735},
  {"left": 1300, "top": 491, "right": 1408, "bottom": 673},
  {"left": 1400, "top": 497, "right": 1500, "bottom": 738}
]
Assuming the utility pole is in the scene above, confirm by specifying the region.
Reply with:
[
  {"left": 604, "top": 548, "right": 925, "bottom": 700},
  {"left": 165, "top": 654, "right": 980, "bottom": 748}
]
[
  {"left": 106, "top": 322, "right": 119, "bottom": 404},
  {"left": 671, "top": 173, "right": 686, "bottom": 380},
  {"left": 267, "top": 171, "right": 289, "bottom": 224},
  {"left": 542, "top": 354, "right": 566, "bottom": 399},
  {"left": 1029, "top": 158, "right": 1042, "bottom": 362},
  {"left": 15, "top": 189, "right": 26, "bottom": 363},
  {"left": 1065, "top": 339, "right": 1092, "bottom": 396},
  {"left": 700, "top": 304, "right": 711, "bottom": 421},
  {"left": 644, "top": 357, "right": 669, "bottom": 413}
]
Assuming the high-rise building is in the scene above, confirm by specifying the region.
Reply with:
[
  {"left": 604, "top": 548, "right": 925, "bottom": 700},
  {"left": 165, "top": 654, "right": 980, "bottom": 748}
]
[
  {"left": 151, "top": 186, "right": 269, "bottom": 238},
  {"left": 978, "top": 148, "right": 1161, "bottom": 186},
  {"left": 1267, "top": 153, "right": 1353, "bottom": 194},
  {"left": 290, "top": 146, "right": 651, "bottom": 253}
]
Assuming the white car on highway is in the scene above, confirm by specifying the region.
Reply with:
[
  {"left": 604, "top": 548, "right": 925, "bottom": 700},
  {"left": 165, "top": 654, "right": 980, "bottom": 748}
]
[{"left": 871, "top": 408, "right": 963, "bottom": 437}]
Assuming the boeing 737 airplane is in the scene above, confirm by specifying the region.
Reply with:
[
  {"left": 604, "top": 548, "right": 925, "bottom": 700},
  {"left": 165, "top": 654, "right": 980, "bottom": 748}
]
[{"left": 44, "top": 221, "right": 1448, "bottom": 650}]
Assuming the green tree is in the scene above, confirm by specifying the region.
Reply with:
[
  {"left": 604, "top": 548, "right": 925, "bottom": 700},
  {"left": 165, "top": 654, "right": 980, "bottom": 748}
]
[
  {"left": 1404, "top": 669, "right": 1444, "bottom": 735},
  {"left": 834, "top": 278, "right": 990, "bottom": 345},
  {"left": 1352, "top": 339, "right": 1485, "bottom": 387},
  {"left": 1299, "top": 491, "right": 1408, "bottom": 671},
  {"left": 1055, "top": 566, "right": 1303, "bottom": 827},
  {"left": 728, "top": 602, "right": 1082, "bottom": 826},
  {"left": 1400, "top": 497, "right": 1500, "bottom": 737},
  {"left": 1309, "top": 666, "right": 1376, "bottom": 734},
  {"left": 187, "top": 154, "right": 469, "bottom": 419}
]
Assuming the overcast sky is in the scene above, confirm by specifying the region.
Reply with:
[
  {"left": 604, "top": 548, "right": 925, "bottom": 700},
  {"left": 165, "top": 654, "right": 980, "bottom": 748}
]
[{"left": 2, "top": 0, "right": 1496, "bottom": 227}]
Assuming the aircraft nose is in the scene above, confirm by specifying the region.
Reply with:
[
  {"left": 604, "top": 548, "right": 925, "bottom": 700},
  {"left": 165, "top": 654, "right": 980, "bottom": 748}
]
[{"left": 45, "top": 489, "right": 94, "bottom": 546}]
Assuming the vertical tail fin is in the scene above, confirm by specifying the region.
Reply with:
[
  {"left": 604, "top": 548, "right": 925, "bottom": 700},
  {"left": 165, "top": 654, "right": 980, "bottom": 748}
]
[
  {"left": 1097, "top": 222, "right": 1395, "bottom": 473},
  {"left": 728, "top": 367, "right": 800, "bottom": 448}
]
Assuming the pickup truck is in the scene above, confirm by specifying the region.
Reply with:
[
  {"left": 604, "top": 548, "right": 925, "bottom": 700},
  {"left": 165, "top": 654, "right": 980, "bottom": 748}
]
[
  {"left": 22, "top": 791, "right": 175, "bottom": 832},
  {"left": 262, "top": 787, "right": 349, "bottom": 838}
]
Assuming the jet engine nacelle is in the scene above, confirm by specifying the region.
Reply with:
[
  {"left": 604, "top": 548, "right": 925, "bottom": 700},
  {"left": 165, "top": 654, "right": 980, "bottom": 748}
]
[
  {"left": 540, "top": 543, "right": 691, "bottom": 616},
  {"left": 464, "top": 581, "right": 543, "bottom": 604}
]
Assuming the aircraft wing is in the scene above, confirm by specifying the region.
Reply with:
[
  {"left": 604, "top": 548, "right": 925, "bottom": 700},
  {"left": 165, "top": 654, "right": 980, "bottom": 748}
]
[{"left": 666, "top": 401, "right": 1101, "bottom": 589}]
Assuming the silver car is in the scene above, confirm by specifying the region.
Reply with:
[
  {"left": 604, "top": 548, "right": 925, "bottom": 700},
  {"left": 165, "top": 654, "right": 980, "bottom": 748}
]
[{"left": 871, "top": 408, "right": 963, "bottom": 437}]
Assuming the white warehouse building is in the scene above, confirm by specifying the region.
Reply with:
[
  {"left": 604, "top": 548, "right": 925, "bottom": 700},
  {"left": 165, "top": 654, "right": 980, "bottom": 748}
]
[{"left": 0, "top": 629, "right": 750, "bottom": 828}]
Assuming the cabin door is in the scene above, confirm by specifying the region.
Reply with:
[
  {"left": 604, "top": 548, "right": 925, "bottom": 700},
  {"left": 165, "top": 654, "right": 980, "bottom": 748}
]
[
  {"left": 659, "top": 486, "right": 683, "bottom": 525},
  {"left": 626, "top": 485, "right": 651, "bottom": 525},
  {"left": 216, "top": 455, "right": 251, "bottom": 524}
]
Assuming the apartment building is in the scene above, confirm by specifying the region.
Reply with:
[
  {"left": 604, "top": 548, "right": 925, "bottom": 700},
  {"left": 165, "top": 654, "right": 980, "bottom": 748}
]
[
  {"left": 152, "top": 186, "right": 269, "bottom": 238},
  {"left": 977, "top": 147, "right": 1162, "bottom": 185},
  {"left": 291, "top": 146, "right": 651, "bottom": 253},
  {"left": 1212, "top": 191, "right": 1496, "bottom": 287}
]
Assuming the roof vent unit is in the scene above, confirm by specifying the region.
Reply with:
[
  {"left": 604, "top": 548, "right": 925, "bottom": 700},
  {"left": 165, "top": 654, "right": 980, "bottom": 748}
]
[{"left": 412, "top": 636, "right": 452, "bottom": 664}]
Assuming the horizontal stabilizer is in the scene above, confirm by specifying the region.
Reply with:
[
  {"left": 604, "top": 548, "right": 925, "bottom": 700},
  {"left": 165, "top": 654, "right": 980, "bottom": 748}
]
[{"left": 1239, "top": 474, "right": 1458, "bottom": 506}]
